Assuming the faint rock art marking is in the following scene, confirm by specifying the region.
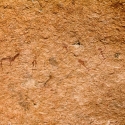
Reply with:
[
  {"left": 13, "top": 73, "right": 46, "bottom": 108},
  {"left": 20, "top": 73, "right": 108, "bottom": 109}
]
[
  {"left": 19, "top": 100, "right": 30, "bottom": 110},
  {"left": 0, "top": 53, "right": 20, "bottom": 69},
  {"left": 78, "top": 59, "right": 89, "bottom": 71},
  {"left": 44, "top": 75, "right": 52, "bottom": 86},
  {"left": 49, "top": 57, "right": 58, "bottom": 66},
  {"left": 32, "top": 57, "right": 37, "bottom": 70},
  {"left": 76, "top": 45, "right": 107, "bottom": 71},
  {"left": 98, "top": 47, "right": 106, "bottom": 60},
  {"left": 32, "top": 59, "right": 37, "bottom": 67}
]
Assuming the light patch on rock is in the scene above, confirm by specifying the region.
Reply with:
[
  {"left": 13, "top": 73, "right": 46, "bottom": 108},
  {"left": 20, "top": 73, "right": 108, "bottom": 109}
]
[{"left": 22, "top": 78, "right": 36, "bottom": 88}]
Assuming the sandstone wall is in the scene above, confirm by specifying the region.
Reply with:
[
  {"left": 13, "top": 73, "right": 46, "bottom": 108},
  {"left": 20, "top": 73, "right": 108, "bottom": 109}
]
[{"left": 0, "top": 0, "right": 125, "bottom": 124}]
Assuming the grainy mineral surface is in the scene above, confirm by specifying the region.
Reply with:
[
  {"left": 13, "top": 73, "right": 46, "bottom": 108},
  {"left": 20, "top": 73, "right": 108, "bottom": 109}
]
[{"left": 0, "top": 0, "right": 125, "bottom": 125}]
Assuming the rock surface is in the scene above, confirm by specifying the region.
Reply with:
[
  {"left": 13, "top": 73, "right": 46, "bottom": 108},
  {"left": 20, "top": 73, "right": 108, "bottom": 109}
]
[{"left": 0, "top": 0, "right": 125, "bottom": 124}]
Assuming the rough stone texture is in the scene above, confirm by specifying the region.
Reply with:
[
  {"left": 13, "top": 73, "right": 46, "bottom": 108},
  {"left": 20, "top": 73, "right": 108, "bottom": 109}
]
[{"left": 0, "top": 0, "right": 125, "bottom": 124}]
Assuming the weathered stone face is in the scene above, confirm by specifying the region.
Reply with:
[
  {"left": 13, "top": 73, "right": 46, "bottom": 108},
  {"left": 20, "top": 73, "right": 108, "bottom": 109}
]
[{"left": 0, "top": 0, "right": 125, "bottom": 124}]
